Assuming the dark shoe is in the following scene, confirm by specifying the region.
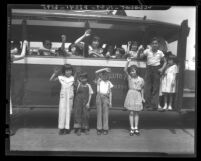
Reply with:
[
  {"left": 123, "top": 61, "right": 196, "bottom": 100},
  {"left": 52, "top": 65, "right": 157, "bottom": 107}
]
[
  {"left": 134, "top": 129, "right": 140, "bottom": 136},
  {"left": 64, "top": 129, "right": 70, "bottom": 134},
  {"left": 10, "top": 129, "right": 15, "bottom": 136},
  {"left": 84, "top": 129, "right": 89, "bottom": 135},
  {"left": 129, "top": 129, "right": 134, "bottom": 136},
  {"left": 76, "top": 129, "right": 81, "bottom": 136},
  {"left": 97, "top": 130, "right": 102, "bottom": 135},
  {"left": 158, "top": 108, "right": 165, "bottom": 112},
  {"left": 103, "top": 130, "right": 108, "bottom": 135},
  {"left": 59, "top": 129, "right": 65, "bottom": 135}
]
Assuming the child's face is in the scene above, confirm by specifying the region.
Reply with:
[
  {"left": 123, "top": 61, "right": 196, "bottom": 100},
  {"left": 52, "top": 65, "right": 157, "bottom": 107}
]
[
  {"left": 79, "top": 77, "right": 87, "bottom": 85},
  {"left": 101, "top": 73, "right": 108, "bottom": 81},
  {"left": 115, "top": 50, "right": 120, "bottom": 56},
  {"left": 92, "top": 40, "right": 100, "bottom": 49},
  {"left": 168, "top": 59, "right": 174, "bottom": 65},
  {"left": 71, "top": 47, "right": 76, "bottom": 54},
  {"left": 130, "top": 68, "right": 137, "bottom": 77},
  {"left": 131, "top": 44, "right": 138, "bottom": 51},
  {"left": 65, "top": 70, "right": 72, "bottom": 77},
  {"left": 151, "top": 40, "right": 159, "bottom": 51}
]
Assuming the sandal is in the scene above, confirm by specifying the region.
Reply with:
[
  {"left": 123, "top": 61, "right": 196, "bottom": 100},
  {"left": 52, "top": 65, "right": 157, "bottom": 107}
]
[
  {"left": 129, "top": 129, "right": 134, "bottom": 136},
  {"left": 134, "top": 129, "right": 140, "bottom": 136}
]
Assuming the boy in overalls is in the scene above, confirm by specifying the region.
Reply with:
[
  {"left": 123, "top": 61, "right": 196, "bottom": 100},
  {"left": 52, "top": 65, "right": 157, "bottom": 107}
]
[{"left": 95, "top": 68, "right": 113, "bottom": 135}]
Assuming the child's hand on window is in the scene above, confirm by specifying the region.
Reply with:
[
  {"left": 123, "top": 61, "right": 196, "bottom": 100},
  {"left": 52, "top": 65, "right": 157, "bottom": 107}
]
[{"left": 127, "top": 57, "right": 131, "bottom": 62}]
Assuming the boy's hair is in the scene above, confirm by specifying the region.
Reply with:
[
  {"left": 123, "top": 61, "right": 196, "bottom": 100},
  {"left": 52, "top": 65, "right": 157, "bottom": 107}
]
[
  {"left": 92, "top": 35, "right": 100, "bottom": 42},
  {"left": 79, "top": 72, "right": 88, "bottom": 80},
  {"left": 43, "top": 40, "right": 52, "bottom": 46},
  {"left": 11, "top": 40, "right": 21, "bottom": 49},
  {"left": 115, "top": 48, "right": 125, "bottom": 55},
  {"left": 61, "top": 64, "right": 73, "bottom": 75},
  {"left": 127, "top": 65, "right": 138, "bottom": 75},
  {"left": 150, "top": 37, "right": 159, "bottom": 43}
]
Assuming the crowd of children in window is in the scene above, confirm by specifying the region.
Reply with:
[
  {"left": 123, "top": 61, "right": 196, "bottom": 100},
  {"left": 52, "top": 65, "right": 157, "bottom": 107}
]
[
  {"left": 10, "top": 31, "right": 179, "bottom": 137},
  {"left": 16, "top": 29, "right": 148, "bottom": 59}
]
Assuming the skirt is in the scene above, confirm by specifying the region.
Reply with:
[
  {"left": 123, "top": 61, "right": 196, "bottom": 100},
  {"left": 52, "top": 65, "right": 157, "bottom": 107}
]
[{"left": 124, "top": 89, "right": 143, "bottom": 111}]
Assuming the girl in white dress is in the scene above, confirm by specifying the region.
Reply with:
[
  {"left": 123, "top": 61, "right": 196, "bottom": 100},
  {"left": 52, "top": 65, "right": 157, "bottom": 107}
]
[
  {"left": 124, "top": 57, "right": 145, "bottom": 136},
  {"left": 161, "top": 54, "right": 178, "bottom": 111},
  {"left": 50, "top": 64, "right": 75, "bottom": 135}
]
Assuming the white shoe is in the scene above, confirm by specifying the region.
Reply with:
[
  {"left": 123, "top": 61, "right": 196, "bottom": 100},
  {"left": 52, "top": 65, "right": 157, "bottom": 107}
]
[
  {"left": 158, "top": 105, "right": 162, "bottom": 109},
  {"left": 163, "top": 104, "right": 167, "bottom": 110},
  {"left": 167, "top": 106, "right": 172, "bottom": 111}
]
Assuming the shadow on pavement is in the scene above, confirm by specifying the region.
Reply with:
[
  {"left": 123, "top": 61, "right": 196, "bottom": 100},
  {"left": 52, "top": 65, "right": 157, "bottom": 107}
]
[{"left": 10, "top": 108, "right": 195, "bottom": 134}]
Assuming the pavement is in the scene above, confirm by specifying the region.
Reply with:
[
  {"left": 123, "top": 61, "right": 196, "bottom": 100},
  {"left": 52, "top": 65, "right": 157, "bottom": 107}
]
[{"left": 9, "top": 108, "right": 195, "bottom": 154}]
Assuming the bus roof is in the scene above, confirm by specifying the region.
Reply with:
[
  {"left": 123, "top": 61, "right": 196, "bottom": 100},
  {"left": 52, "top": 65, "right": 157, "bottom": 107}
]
[{"left": 11, "top": 9, "right": 181, "bottom": 44}]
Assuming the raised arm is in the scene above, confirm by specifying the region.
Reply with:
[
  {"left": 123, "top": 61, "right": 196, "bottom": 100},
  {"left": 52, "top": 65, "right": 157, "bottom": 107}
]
[
  {"left": 49, "top": 67, "right": 60, "bottom": 81},
  {"left": 12, "top": 40, "right": 28, "bottom": 61},
  {"left": 124, "top": 57, "right": 131, "bottom": 77},
  {"left": 74, "top": 29, "right": 91, "bottom": 44}
]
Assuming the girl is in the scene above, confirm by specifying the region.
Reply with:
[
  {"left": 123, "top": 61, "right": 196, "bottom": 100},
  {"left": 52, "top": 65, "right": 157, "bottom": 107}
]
[
  {"left": 124, "top": 57, "right": 145, "bottom": 136},
  {"left": 73, "top": 72, "right": 94, "bottom": 136},
  {"left": 95, "top": 68, "right": 113, "bottom": 135},
  {"left": 74, "top": 29, "right": 104, "bottom": 58},
  {"left": 125, "top": 41, "right": 143, "bottom": 59},
  {"left": 49, "top": 64, "right": 75, "bottom": 135},
  {"left": 161, "top": 54, "right": 178, "bottom": 111}
]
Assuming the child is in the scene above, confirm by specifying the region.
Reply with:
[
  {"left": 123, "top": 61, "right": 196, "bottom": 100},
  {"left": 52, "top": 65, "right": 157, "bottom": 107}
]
[
  {"left": 75, "top": 29, "right": 104, "bottom": 58},
  {"left": 49, "top": 64, "right": 75, "bottom": 135},
  {"left": 161, "top": 54, "right": 178, "bottom": 111},
  {"left": 124, "top": 57, "right": 145, "bottom": 136},
  {"left": 95, "top": 68, "right": 113, "bottom": 135},
  {"left": 73, "top": 72, "right": 94, "bottom": 136},
  {"left": 125, "top": 41, "right": 139, "bottom": 59},
  {"left": 140, "top": 37, "right": 167, "bottom": 111}
]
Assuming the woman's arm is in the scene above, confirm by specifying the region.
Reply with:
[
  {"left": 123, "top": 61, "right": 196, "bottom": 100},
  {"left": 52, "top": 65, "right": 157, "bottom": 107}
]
[{"left": 12, "top": 40, "right": 28, "bottom": 61}]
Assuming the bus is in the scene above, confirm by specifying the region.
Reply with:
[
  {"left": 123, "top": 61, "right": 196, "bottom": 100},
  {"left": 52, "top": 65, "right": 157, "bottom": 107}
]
[{"left": 9, "top": 9, "right": 195, "bottom": 112}]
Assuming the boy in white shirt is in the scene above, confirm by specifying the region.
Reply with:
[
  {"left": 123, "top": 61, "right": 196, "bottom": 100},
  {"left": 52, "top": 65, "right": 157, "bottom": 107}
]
[
  {"left": 95, "top": 68, "right": 113, "bottom": 135},
  {"left": 140, "top": 37, "right": 167, "bottom": 111}
]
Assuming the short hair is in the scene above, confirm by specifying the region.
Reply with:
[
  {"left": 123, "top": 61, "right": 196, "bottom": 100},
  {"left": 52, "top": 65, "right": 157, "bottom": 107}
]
[
  {"left": 79, "top": 72, "right": 88, "bottom": 79},
  {"left": 43, "top": 40, "right": 52, "bottom": 46},
  {"left": 127, "top": 65, "right": 138, "bottom": 75},
  {"left": 11, "top": 40, "right": 21, "bottom": 49},
  {"left": 92, "top": 36, "right": 100, "bottom": 42},
  {"left": 115, "top": 48, "right": 125, "bottom": 55},
  {"left": 131, "top": 41, "right": 138, "bottom": 46},
  {"left": 61, "top": 64, "right": 73, "bottom": 75},
  {"left": 168, "top": 54, "right": 178, "bottom": 64},
  {"left": 150, "top": 37, "right": 159, "bottom": 43}
]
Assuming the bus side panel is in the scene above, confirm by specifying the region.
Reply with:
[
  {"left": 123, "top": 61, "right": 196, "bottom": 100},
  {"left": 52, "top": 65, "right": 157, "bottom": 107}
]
[{"left": 11, "top": 63, "right": 146, "bottom": 108}]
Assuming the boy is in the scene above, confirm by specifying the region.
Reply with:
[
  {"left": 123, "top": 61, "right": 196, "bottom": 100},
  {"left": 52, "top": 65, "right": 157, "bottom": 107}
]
[
  {"left": 140, "top": 37, "right": 167, "bottom": 111},
  {"left": 95, "top": 68, "right": 113, "bottom": 135}
]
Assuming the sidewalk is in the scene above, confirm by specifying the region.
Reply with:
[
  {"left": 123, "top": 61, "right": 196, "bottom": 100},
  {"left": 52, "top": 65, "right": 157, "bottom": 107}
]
[{"left": 9, "top": 108, "right": 195, "bottom": 153}]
